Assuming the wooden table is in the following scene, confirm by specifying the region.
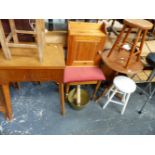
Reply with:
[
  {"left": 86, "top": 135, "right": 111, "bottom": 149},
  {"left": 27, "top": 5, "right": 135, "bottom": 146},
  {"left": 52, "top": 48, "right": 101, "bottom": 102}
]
[
  {"left": 101, "top": 49, "right": 144, "bottom": 75},
  {"left": 0, "top": 44, "right": 65, "bottom": 120}
]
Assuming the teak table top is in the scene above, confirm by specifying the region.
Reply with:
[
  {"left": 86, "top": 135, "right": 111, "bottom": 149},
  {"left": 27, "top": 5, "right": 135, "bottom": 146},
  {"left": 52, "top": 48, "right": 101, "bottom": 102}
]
[
  {"left": 101, "top": 49, "right": 144, "bottom": 75},
  {"left": 0, "top": 44, "right": 65, "bottom": 69}
]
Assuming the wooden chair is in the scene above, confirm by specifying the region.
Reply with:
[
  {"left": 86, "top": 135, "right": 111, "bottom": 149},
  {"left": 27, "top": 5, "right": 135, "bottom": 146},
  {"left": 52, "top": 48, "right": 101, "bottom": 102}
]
[
  {"left": 65, "top": 21, "right": 107, "bottom": 99},
  {"left": 0, "top": 19, "right": 45, "bottom": 63},
  {"left": 64, "top": 66, "right": 106, "bottom": 99}
]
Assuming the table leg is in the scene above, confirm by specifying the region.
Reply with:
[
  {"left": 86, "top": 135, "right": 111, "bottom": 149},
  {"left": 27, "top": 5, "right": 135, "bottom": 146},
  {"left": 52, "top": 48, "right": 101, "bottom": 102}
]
[
  {"left": 59, "top": 83, "right": 65, "bottom": 115},
  {"left": 1, "top": 83, "right": 12, "bottom": 120}
]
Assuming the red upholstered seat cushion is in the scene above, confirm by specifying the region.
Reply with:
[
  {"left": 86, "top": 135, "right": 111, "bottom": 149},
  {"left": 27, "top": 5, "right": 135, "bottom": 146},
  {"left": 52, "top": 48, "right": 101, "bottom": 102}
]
[{"left": 64, "top": 66, "right": 106, "bottom": 83}]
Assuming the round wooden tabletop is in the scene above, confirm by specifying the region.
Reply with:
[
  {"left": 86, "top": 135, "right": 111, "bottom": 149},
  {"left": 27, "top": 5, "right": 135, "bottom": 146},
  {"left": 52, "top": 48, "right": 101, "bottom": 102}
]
[
  {"left": 100, "top": 50, "right": 144, "bottom": 75},
  {"left": 124, "top": 19, "right": 153, "bottom": 30}
]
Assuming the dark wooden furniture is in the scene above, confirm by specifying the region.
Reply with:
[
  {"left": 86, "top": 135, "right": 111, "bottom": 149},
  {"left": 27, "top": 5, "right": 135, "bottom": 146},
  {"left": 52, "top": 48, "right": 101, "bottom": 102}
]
[
  {"left": 101, "top": 19, "right": 153, "bottom": 74},
  {"left": 0, "top": 44, "right": 65, "bottom": 120}
]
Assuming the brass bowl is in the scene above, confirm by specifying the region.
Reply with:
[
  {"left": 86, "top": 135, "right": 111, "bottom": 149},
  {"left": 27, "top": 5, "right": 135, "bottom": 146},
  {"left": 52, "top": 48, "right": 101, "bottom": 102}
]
[{"left": 68, "top": 88, "right": 89, "bottom": 110}]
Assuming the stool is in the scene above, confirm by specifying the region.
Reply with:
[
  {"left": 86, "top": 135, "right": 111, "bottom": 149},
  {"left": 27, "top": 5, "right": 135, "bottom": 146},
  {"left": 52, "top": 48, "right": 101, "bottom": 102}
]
[
  {"left": 103, "top": 76, "right": 136, "bottom": 115},
  {"left": 108, "top": 19, "right": 153, "bottom": 68},
  {"left": 0, "top": 19, "right": 45, "bottom": 63},
  {"left": 101, "top": 20, "right": 153, "bottom": 74}
]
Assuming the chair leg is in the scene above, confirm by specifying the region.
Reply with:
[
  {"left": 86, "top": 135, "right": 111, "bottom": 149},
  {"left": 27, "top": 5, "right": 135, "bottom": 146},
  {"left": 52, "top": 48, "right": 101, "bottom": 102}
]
[
  {"left": 95, "top": 85, "right": 111, "bottom": 102},
  {"left": 92, "top": 81, "right": 102, "bottom": 100},
  {"left": 121, "top": 93, "right": 130, "bottom": 115},
  {"left": 103, "top": 88, "right": 117, "bottom": 109},
  {"left": 65, "top": 83, "right": 70, "bottom": 98},
  {"left": 138, "top": 87, "right": 155, "bottom": 114},
  {"left": 105, "top": 84, "right": 114, "bottom": 97}
]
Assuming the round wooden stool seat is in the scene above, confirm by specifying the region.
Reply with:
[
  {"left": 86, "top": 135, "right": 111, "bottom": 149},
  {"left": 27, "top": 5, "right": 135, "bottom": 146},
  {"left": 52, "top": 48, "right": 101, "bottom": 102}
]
[{"left": 124, "top": 19, "right": 153, "bottom": 30}]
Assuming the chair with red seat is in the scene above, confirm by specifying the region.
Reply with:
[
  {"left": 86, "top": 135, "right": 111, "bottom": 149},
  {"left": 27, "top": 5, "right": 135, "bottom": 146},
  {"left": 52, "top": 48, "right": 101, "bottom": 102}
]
[{"left": 64, "top": 66, "right": 106, "bottom": 99}]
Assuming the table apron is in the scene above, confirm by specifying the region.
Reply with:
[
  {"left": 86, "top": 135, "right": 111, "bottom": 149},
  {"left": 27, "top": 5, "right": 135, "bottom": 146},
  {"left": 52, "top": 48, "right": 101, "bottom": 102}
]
[{"left": 0, "top": 69, "right": 64, "bottom": 83}]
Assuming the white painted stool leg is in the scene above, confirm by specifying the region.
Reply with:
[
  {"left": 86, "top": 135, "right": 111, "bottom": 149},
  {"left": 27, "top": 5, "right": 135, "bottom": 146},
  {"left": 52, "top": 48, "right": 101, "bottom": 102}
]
[
  {"left": 103, "top": 88, "right": 117, "bottom": 109},
  {"left": 122, "top": 92, "right": 127, "bottom": 102},
  {"left": 121, "top": 93, "right": 131, "bottom": 115}
]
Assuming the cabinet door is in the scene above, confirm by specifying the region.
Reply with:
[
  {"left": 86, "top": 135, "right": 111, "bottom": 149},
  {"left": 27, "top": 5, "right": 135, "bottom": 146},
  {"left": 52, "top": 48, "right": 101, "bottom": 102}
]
[{"left": 67, "top": 35, "right": 105, "bottom": 66}]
